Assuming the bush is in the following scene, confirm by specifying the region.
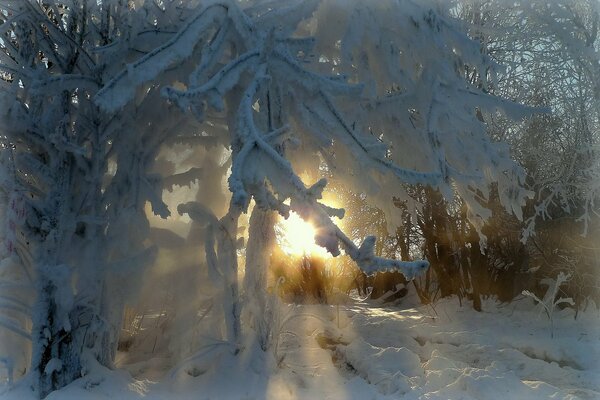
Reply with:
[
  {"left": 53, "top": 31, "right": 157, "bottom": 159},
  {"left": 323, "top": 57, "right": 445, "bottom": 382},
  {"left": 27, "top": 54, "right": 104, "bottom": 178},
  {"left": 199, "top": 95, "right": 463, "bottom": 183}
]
[{"left": 269, "top": 250, "right": 363, "bottom": 304}]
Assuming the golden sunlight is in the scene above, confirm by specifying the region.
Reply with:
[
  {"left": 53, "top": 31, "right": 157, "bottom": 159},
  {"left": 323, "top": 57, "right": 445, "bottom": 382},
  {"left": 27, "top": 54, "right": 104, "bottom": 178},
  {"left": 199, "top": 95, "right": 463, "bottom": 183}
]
[{"left": 276, "top": 212, "right": 331, "bottom": 258}]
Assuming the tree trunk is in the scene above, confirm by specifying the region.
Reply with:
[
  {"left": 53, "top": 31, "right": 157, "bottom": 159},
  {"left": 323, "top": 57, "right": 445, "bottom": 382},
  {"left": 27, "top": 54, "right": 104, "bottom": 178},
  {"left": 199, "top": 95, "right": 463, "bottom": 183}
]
[
  {"left": 32, "top": 266, "right": 80, "bottom": 399},
  {"left": 218, "top": 209, "right": 241, "bottom": 346},
  {"left": 244, "top": 207, "right": 276, "bottom": 351}
]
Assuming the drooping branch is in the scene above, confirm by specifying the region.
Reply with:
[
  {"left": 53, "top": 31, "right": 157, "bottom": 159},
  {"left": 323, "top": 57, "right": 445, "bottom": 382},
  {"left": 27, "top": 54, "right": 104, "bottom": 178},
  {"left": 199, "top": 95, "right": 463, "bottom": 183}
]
[
  {"left": 95, "top": 2, "right": 232, "bottom": 111},
  {"left": 224, "top": 65, "right": 429, "bottom": 279}
]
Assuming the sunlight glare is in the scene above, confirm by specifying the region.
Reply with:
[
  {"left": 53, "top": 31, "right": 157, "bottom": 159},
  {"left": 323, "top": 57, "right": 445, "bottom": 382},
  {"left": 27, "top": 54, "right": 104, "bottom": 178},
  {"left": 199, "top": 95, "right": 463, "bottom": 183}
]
[{"left": 277, "top": 212, "right": 331, "bottom": 257}]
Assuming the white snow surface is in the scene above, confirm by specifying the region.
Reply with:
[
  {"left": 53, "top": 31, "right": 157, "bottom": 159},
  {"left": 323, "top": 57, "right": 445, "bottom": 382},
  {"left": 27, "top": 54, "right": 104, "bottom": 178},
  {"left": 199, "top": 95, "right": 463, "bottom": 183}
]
[{"left": 1, "top": 296, "right": 598, "bottom": 400}]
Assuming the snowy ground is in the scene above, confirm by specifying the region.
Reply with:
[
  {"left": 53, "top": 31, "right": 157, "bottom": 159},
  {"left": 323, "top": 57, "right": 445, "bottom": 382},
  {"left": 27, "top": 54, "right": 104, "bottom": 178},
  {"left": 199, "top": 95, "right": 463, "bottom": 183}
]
[{"left": 1, "top": 295, "right": 598, "bottom": 400}]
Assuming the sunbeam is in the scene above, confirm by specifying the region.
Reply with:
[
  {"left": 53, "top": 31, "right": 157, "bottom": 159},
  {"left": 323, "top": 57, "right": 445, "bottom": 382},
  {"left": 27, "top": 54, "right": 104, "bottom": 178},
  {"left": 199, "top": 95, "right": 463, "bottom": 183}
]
[{"left": 276, "top": 212, "right": 332, "bottom": 258}]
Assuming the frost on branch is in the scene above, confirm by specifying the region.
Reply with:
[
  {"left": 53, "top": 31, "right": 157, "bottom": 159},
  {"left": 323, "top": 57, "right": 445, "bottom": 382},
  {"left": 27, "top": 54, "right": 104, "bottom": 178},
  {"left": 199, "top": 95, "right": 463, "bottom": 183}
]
[
  {"left": 355, "top": 236, "right": 430, "bottom": 279},
  {"left": 96, "top": 0, "right": 539, "bottom": 281},
  {"left": 522, "top": 272, "right": 575, "bottom": 338}
]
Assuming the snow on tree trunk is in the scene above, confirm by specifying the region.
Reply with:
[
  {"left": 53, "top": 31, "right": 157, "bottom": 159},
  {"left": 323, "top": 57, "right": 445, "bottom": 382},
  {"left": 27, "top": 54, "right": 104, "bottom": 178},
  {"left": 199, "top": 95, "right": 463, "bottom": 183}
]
[
  {"left": 218, "top": 209, "right": 242, "bottom": 345},
  {"left": 32, "top": 265, "right": 79, "bottom": 399},
  {"left": 177, "top": 202, "right": 242, "bottom": 345},
  {"left": 244, "top": 207, "right": 277, "bottom": 351}
]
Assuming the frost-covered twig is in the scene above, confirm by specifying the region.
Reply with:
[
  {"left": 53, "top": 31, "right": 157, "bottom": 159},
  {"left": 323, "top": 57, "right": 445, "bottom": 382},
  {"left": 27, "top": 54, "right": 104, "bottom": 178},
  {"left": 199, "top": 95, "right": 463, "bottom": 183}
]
[
  {"left": 522, "top": 272, "right": 574, "bottom": 338},
  {"left": 95, "top": 2, "right": 231, "bottom": 111}
]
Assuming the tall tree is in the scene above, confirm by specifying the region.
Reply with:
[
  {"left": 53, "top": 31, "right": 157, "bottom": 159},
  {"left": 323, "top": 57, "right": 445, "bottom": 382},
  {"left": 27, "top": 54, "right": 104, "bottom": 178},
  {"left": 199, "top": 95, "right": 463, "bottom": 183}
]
[{"left": 0, "top": 1, "right": 200, "bottom": 396}]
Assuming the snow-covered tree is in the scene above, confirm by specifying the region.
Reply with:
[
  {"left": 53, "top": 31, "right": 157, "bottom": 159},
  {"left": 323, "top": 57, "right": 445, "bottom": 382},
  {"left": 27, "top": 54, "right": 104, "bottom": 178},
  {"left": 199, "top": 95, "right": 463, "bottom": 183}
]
[
  {"left": 0, "top": 2, "right": 113, "bottom": 394},
  {"left": 95, "top": 0, "right": 532, "bottom": 350},
  {"left": 0, "top": 1, "right": 201, "bottom": 396},
  {"left": 455, "top": 0, "right": 600, "bottom": 307}
]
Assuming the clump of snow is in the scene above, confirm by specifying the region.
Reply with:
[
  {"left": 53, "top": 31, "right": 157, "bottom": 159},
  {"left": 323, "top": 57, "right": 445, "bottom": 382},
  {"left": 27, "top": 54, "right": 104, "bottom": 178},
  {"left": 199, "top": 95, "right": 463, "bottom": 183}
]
[
  {"left": 337, "top": 338, "right": 423, "bottom": 395},
  {"left": 43, "top": 359, "right": 62, "bottom": 375}
]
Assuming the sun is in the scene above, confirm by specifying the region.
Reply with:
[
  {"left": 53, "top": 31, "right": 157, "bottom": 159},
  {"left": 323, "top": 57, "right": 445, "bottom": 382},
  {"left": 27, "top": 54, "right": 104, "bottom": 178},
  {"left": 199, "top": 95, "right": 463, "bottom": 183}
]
[{"left": 276, "top": 212, "right": 331, "bottom": 257}]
